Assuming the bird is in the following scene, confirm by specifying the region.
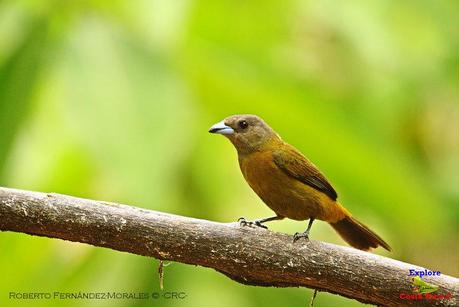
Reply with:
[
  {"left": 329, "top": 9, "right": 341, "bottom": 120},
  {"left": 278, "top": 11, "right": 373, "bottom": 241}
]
[{"left": 209, "top": 114, "right": 391, "bottom": 251}]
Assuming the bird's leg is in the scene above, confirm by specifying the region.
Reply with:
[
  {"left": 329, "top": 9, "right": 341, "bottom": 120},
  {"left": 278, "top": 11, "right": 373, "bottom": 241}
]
[
  {"left": 293, "top": 218, "right": 315, "bottom": 242},
  {"left": 254, "top": 215, "right": 284, "bottom": 228},
  {"left": 238, "top": 216, "right": 284, "bottom": 229}
]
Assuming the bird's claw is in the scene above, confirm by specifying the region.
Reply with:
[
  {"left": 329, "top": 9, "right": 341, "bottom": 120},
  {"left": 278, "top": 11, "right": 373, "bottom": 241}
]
[
  {"left": 293, "top": 231, "right": 310, "bottom": 243},
  {"left": 253, "top": 220, "right": 268, "bottom": 229},
  {"left": 238, "top": 217, "right": 268, "bottom": 229},
  {"left": 238, "top": 217, "right": 249, "bottom": 226}
]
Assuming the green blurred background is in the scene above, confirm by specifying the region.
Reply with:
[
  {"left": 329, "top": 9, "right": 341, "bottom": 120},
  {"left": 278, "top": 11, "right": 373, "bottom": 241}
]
[{"left": 1, "top": 0, "right": 458, "bottom": 306}]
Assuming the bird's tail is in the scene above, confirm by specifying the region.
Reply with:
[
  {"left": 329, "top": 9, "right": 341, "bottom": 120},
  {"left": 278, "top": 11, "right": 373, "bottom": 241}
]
[{"left": 330, "top": 215, "right": 391, "bottom": 251}]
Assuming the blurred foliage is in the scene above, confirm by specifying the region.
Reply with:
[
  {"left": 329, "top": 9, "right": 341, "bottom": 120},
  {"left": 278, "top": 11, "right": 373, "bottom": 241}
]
[{"left": 0, "top": 0, "right": 458, "bottom": 306}]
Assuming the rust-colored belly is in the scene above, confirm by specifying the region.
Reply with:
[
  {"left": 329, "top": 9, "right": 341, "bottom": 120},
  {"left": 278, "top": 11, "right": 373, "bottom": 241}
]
[{"left": 239, "top": 151, "right": 344, "bottom": 222}]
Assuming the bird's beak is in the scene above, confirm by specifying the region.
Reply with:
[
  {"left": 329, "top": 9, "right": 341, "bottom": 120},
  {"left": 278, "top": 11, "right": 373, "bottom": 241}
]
[{"left": 208, "top": 121, "right": 235, "bottom": 135}]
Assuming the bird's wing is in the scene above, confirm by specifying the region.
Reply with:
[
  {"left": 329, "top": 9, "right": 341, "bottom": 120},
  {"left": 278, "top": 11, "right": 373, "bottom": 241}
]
[{"left": 273, "top": 144, "right": 338, "bottom": 201}]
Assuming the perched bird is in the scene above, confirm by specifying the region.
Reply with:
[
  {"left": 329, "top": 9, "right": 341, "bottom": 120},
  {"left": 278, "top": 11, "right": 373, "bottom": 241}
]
[{"left": 209, "top": 114, "right": 391, "bottom": 251}]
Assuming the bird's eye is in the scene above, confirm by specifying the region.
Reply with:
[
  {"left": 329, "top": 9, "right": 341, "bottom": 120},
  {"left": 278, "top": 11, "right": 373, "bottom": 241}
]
[{"left": 238, "top": 120, "right": 249, "bottom": 129}]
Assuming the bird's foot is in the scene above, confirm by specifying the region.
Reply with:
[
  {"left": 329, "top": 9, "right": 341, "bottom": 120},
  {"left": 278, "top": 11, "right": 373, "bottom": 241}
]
[
  {"left": 237, "top": 217, "right": 268, "bottom": 229},
  {"left": 293, "top": 231, "right": 310, "bottom": 243}
]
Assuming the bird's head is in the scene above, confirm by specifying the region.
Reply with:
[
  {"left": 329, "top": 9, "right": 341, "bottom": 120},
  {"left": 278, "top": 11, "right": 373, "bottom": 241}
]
[{"left": 209, "top": 114, "right": 280, "bottom": 155}]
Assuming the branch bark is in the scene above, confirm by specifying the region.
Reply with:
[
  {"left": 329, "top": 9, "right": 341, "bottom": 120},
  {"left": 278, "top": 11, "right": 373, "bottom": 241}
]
[{"left": 0, "top": 187, "right": 457, "bottom": 306}]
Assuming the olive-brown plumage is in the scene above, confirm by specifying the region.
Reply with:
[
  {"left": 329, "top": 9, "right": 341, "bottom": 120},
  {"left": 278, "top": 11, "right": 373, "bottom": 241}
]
[{"left": 209, "top": 114, "right": 391, "bottom": 251}]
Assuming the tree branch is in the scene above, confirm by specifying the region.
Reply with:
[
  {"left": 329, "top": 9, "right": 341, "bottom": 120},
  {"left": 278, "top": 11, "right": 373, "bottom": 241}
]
[{"left": 0, "top": 187, "right": 457, "bottom": 306}]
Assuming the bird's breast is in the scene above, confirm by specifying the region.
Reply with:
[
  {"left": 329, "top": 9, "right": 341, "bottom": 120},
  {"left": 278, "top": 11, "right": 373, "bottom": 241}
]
[{"left": 238, "top": 151, "right": 332, "bottom": 221}]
